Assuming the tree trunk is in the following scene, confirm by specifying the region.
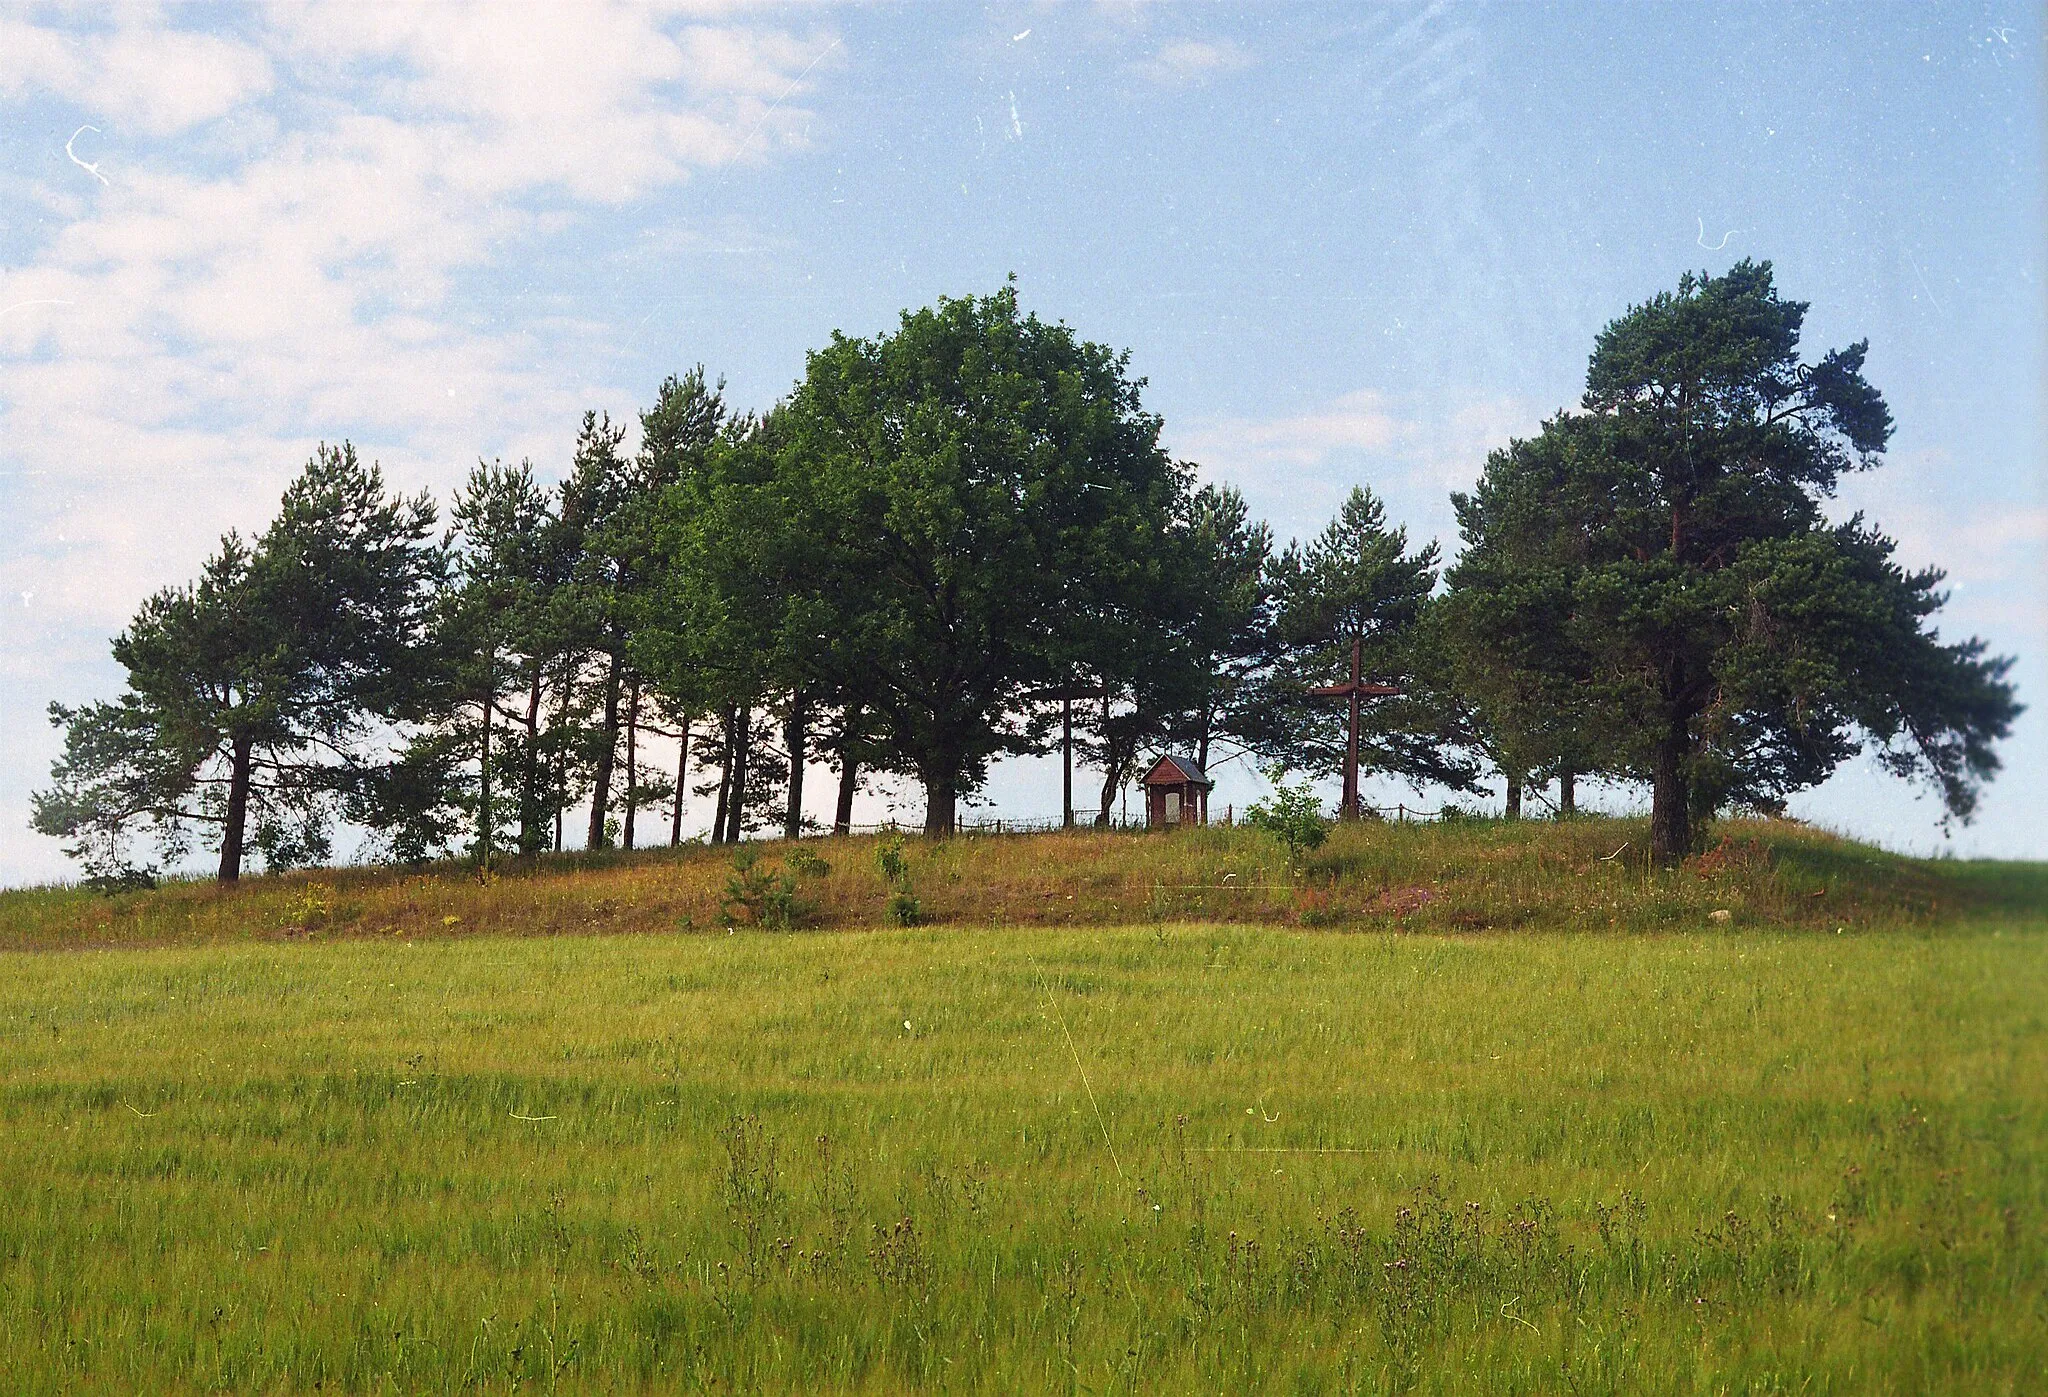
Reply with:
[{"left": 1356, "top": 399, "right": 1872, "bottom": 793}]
[
  {"left": 1651, "top": 720, "right": 1690, "bottom": 866},
  {"left": 1504, "top": 772, "right": 1522, "bottom": 821},
  {"left": 670, "top": 719, "right": 690, "bottom": 846},
  {"left": 478, "top": 687, "right": 493, "bottom": 863},
  {"left": 724, "top": 705, "right": 751, "bottom": 844},
  {"left": 1558, "top": 764, "right": 1577, "bottom": 818},
  {"left": 621, "top": 677, "right": 640, "bottom": 850},
  {"left": 783, "top": 692, "right": 807, "bottom": 841},
  {"left": 1093, "top": 693, "right": 1127, "bottom": 827},
  {"left": 922, "top": 764, "right": 957, "bottom": 837},
  {"left": 1339, "top": 634, "right": 1363, "bottom": 820},
  {"left": 218, "top": 731, "right": 252, "bottom": 883},
  {"left": 552, "top": 661, "right": 571, "bottom": 852},
  {"left": 711, "top": 707, "right": 735, "bottom": 846},
  {"left": 1061, "top": 694, "right": 1074, "bottom": 829},
  {"left": 834, "top": 752, "right": 859, "bottom": 836},
  {"left": 520, "top": 668, "right": 543, "bottom": 853},
  {"left": 585, "top": 651, "right": 622, "bottom": 850}
]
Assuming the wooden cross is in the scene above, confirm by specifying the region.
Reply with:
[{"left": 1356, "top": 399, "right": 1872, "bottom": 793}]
[
  {"left": 1024, "top": 678, "right": 1107, "bottom": 827},
  {"left": 1309, "top": 634, "right": 1401, "bottom": 820}
]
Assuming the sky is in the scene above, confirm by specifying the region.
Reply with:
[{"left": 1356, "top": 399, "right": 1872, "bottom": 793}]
[{"left": 0, "top": 1, "right": 2040, "bottom": 883}]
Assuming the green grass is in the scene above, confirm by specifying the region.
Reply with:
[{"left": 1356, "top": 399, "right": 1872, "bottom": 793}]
[
  {"left": 4, "top": 816, "right": 2043, "bottom": 951},
  {"left": 3, "top": 908, "right": 2045, "bottom": 1391}
]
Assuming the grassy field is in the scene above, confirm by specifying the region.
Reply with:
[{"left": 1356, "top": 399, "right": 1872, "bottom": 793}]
[
  {"left": 2, "top": 819, "right": 2044, "bottom": 1392},
  {"left": 0, "top": 816, "right": 2037, "bottom": 951}
]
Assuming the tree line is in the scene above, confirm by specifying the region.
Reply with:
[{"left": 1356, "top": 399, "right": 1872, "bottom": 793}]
[{"left": 33, "top": 266, "right": 2019, "bottom": 884}]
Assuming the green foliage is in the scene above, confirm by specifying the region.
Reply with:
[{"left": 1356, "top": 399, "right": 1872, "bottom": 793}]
[
  {"left": 774, "top": 283, "right": 1197, "bottom": 835},
  {"left": 1269, "top": 487, "right": 1480, "bottom": 793},
  {"left": 784, "top": 847, "right": 831, "bottom": 879},
  {"left": 1446, "top": 261, "right": 2019, "bottom": 863},
  {"left": 873, "top": 834, "right": 910, "bottom": 890},
  {"left": 719, "top": 849, "right": 805, "bottom": 931},
  {"left": 33, "top": 444, "right": 441, "bottom": 883},
  {"left": 872, "top": 833, "right": 921, "bottom": 924},
  {"left": 28, "top": 273, "right": 2020, "bottom": 889},
  {"left": 1242, "top": 765, "right": 1329, "bottom": 864}
]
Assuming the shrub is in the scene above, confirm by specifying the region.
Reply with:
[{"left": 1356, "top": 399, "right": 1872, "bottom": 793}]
[
  {"left": 874, "top": 835, "right": 910, "bottom": 889},
  {"left": 786, "top": 847, "right": 832, "bottom": 879},
  {"left": 720, "top": 849, "right": 806, "bottom": 930},
  {"left": 1244, "top": 766, "right": 1329, "bottom": 866},
  {"left": 875, "top": 834, "right": 919, "bottom": 924}
]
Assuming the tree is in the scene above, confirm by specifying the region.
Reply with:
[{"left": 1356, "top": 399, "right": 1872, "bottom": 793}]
[
  {"left": 374, "top": 458, "right": 567, "bottom": 864},
  {"left": 1046, "top": 486, "right": 1234, "bottom": 828},
  {"left": 1466, "top": 261, "right": 2019, "bottom": 863},
  {"left": 33, "top": 445, "right": 441, "bottom": 882},
  {"left": 777, "top": 285, "right": 1189, "bottom": 835},
  {"left": 635, "top": 404, "right": 790, "bottom": 845},
  {"left": 1442, "top": 421, "right": 1610, "bottom": 819},
  {"left": 617, "top": 369, "right": 730, "bottom": 847},
  {"left": 1270, "top": 486, "right": 1479, "bottom": 813},
  {"left": 1172, "top": 483, "right": 1277, "bottom": 775},
  {"left": 558, "top": 412, "right": 636, "bottom": 851},
  {"left": 1242, "top": 764, "right": 1329, "bottom": 865}
]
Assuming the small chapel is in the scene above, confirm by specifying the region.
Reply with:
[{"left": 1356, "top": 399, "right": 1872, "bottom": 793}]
[{"left": 1140, "top": 754, "right": 1212, "bottom": 828}]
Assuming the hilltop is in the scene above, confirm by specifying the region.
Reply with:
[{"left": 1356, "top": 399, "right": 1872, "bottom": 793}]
[{"left": 4, "top": 815, "right": 2040, "bottom": 953}]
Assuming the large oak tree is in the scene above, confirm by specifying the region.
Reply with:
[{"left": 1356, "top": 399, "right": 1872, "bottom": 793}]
[{"left": 776, "top": 285, "right": 1189, "bottom": 835}]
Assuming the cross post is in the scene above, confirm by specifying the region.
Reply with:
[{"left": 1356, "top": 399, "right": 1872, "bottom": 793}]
[{"left": 1308, "top": 634, "right": 1401, "bottom": 820}]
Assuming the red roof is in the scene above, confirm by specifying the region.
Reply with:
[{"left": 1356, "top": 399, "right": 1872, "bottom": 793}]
[{"left": 1141, "top": 754, "right": 1211, "bottom": 787}]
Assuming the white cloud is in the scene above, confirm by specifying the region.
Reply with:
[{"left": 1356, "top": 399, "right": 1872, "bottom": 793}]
[
  {"left": 1830, "top": 448, "right": 2048, "bottom": 644},
  {"left": 1171, "top": 389, "right": 1534, "bottom": 547},
  {"left": 1183, "top": 389, "right": 1406, "bottom": 467},
  {"left": 0, "top": 14, "right": 275, "bottom": 136},
  {"left": 0, "top": 2, "right": 840, "bottom": 883},
  {"left": 1135, "top": 38, "right": 1252, "bottom": 87}
]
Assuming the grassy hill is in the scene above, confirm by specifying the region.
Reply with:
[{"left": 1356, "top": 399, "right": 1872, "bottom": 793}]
[
  {"left": 2, "top": 818, "right": 2044, "bottom": 1392},
  {"left": 3, "top": 814, "right": 2042, "bottom": 952}
]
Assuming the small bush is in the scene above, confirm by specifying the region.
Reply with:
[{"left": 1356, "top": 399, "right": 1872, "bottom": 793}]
[
  {"left": 876, "top": 834, "right": 918, "bottom": 924},
  {"left": 787, "top": 847, "right": 832, "bottom": 879},
  {"left": 720, "top": 849, "right": 806, "bottom": 930},
  {"left": 874, "top": 835, "right": 910, "bottom": 889},
  {"left": 1244, "top": 766, "right": 1329, "bottom": 865}
]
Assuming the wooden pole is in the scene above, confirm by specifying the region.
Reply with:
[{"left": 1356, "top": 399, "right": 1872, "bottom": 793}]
[
  {"left": 1062, "top": 693, "right": 1074, "bottom": 829},
  {"left": 1343, "top": 634, "right": 1362, "bottom": 820},
  {"left": 1309, "top": 633, "right": 1399, "bottom": 822}
]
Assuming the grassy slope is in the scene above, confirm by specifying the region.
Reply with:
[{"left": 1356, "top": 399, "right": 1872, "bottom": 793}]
[
  {"left": 1, "top": 819, "right": 2043, "bottom": 1392},
  {"left": 2, "top": 815, "right": 2042, "bottom": 951}
]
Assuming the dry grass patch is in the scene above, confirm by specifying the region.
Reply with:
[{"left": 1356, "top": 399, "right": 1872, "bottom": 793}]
[{"left": 1, "top": 816, "right": 2039, "bottom": 953}]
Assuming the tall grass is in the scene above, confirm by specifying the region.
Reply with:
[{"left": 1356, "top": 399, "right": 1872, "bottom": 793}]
[
  {"left": 1, "top": 918, "right": 2043, "bottom": 1391},
  {"left": 2, "top": 815, "right": 2038, "bottom": 952}
]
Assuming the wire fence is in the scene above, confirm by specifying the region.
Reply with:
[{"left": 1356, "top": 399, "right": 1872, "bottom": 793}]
[{"left": 836, "top": 802, "right": 1464, "bottom": 838}]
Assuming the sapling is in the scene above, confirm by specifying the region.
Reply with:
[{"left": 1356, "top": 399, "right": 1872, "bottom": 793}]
[{"left": 1243, "top": 765, "right": 1329, "bottom": 867}]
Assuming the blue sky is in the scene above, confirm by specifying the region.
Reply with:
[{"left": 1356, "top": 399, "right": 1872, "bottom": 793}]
[{"left": 0, "top": 2, "right": 2040, "bottom": 881}]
